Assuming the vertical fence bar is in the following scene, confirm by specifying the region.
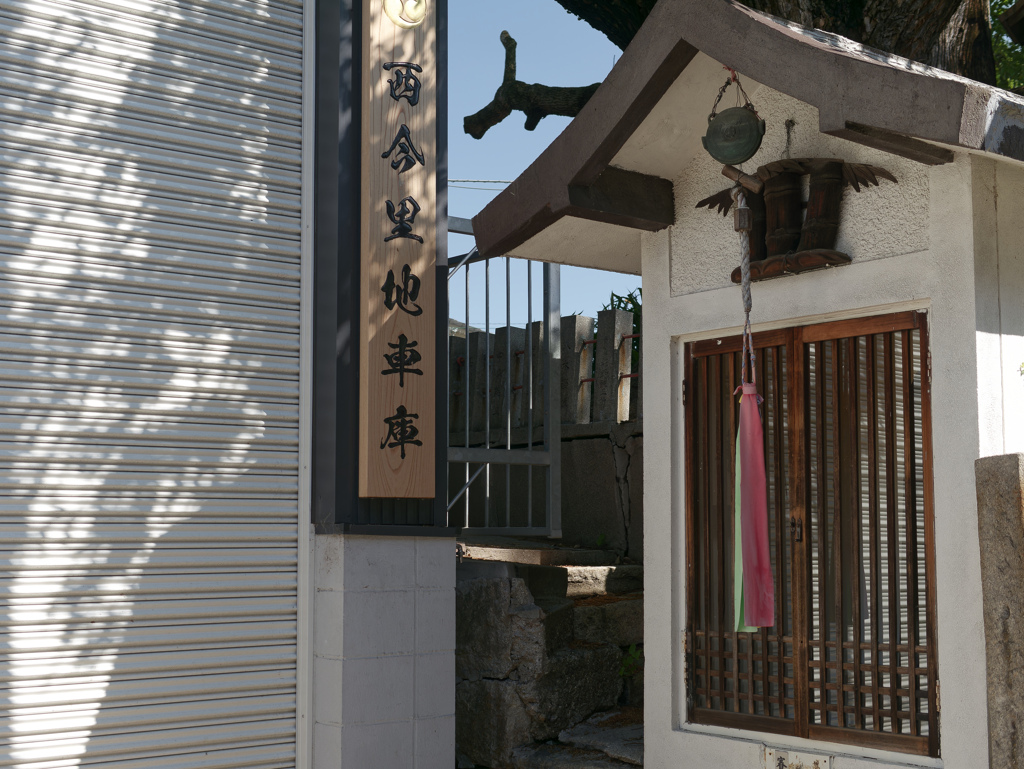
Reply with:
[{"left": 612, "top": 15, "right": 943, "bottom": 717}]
[
  {"left": 544, "top": 263, "right": 561, "bottom": 537},
  {"left": 465, "top": 263, "right": 470, "bottom": 528},
  {"left": 527, "top": 261, "right": 533, "bottom": 527},
  {"left": 505, "top": 256, "right": 512, "bottom": 527},
  {"left": 485, "top": 258, "right": 491, "bottom": 526}
]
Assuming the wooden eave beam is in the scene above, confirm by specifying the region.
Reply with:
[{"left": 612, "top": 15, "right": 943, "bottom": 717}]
[
  {"left": 823, "top": 123, "right": 956, "bottom": 166},
  {"left": 567, "top": 167, "right": 675, "bottom": 231}
]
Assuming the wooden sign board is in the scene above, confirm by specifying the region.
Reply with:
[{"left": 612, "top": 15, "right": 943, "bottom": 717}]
[{"left": 359, "top": 0, "right": 437, "bottom": 498}]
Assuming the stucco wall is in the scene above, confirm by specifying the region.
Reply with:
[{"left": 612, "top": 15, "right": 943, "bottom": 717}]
[
  {"left": 312, "top": 535, "right": 456, "bottom": 769},
  {"left": 670, "top": 87, "right": 930, "bottom": 297},
  {"left": 642, "top": 113, "right": 1015, "bottom": 767}
]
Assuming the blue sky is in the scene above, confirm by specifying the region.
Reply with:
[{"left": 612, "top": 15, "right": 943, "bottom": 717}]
[{"left": 446, "top": 0, "right": 642, "bottom": 327}]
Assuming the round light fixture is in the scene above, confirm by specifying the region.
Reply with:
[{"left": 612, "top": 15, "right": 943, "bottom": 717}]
[{"left": 383, "top": 0, "right": 427, "bottom": 29}]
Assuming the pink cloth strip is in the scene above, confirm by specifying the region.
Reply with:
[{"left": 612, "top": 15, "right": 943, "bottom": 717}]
[{"left": 738, "top": 382, "right": 775, "bottom": 627}]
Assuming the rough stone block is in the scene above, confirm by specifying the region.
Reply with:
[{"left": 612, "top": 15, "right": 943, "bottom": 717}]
[
  {"left": 565, "top": 566, "right": 643, "bottom": 598},
  {"left": 558, "top": 708, "right": 644, "bottom": 766},
  {"left": 535, "top": 597, "right": 575, "bottom": 652},
  {"left": 573, "top": 594, "right": 644, "bottom": 647},
  {"left": 516, "top": 643, "right": 624, "bottom": 740},
  {"left": 560, "top": 438, "right": 627, "bottom": 552},
  {"left": 455, "top": 679, "right": 533, "bottom": 769},
  {"left": 515, "top": 563, "right": 568, "bottom": 600},
  {"left": 511, "top": 742, "right": 637, "bottom": 769},
  {"left": 976, "top": 453, "right": 1024, "bottom": 769},
  {"left": 455, "top": 577, "right": 513, "bottom": 682},
  {"left": 626, "top": 435, "right": 644, "bottom": 563}
]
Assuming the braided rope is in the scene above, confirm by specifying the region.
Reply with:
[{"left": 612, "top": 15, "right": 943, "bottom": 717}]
[{"left": 733, "top": 187, "right": 756, "bottom": 387}]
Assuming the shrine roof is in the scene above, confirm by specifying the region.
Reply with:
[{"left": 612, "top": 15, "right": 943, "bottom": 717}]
[{"left": 471, "top": 0, "right": 1024, "bottom": 272}]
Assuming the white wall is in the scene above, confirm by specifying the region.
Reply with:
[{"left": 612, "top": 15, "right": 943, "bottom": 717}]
[
  {"left": 641, "top": 85, "right": 1006, "bottom": 768},
  {"left": 311, "top": 535, "right": 456, "bottom": 769},
  {"left": 972, "top": 156, "right": 1024, "bottom": 455}
]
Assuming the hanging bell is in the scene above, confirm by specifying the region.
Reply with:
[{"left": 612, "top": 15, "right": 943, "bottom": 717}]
[{"left": 702, "top": 106, "right": 766, "bottom": 165}]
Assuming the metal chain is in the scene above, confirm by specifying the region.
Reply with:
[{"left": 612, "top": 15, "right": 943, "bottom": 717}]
[{"left": 709, "top": 70, "right": 760, "bottom": 123}]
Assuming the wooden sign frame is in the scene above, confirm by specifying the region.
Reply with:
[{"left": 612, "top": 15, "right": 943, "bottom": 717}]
[{"left": 359, "top": 0, "right": 438, "bottom": 498}]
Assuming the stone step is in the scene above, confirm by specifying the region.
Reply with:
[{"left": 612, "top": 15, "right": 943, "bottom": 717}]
[
  {"left": 559, "top": 708, "right": 644, "bottom": 766},
  {"left": 511, "top": 742, "right": 639, "bottom": 769},
  {"left": 459, "top": 559, "right": 644, "bottom": 601},
  {"left": 573, "top": 592, "right": 644, "bottom": 647},
  {"left": 456, "top": 644, "right": 624, "bottom": 767},
  {"left": 460, "top": 537, "right": 620, "bottom": 567},
  {"left": 566, "top": 565, "right": 643, "bottom": 598}
]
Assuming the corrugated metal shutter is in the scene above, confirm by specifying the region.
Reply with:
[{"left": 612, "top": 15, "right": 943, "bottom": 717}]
[{"left": 0, "top": 1, "right": 304, "bottom": 767}]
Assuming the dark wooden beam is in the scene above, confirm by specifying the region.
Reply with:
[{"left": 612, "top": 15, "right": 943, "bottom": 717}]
[
  {"left": 824, "top": 123, "right": 956, "bottom": 166},
  {"left": 567, "top": 167, "right": 675, "bottom": 231}
]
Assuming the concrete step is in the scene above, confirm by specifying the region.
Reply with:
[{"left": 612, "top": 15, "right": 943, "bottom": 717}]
[
  {"left": 573, "top": 592, "right": 644, "bottom": 647},
  {"left": 559, "top": 708, "right": 644, "bottom": 766},
  {"left": 566, "top": 565, "right": 643, "bottom": 598},
  {"left": 511, "top": 742, "right": 639, "bottom": 769},
  {"left": 457, "top": 560, "right": 569, "bottom": 600},
  {"left": 459, "top": 535, "right": 620, "bottom": 566}
]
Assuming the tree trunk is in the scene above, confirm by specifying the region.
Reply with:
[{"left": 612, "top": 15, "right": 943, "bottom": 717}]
[
  {"left": 930, "top": 0, "right": 998, "bottom": 85},
  {"left": 556, "top": 0, "right": 968, "bottom": 64},
  {"left": 552, "top": 0, "right": 657, "bottom": 51}
]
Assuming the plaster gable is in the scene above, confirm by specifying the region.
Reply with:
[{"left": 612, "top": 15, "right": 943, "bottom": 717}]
[
  {"left": 668, "top": 87, "right": 930, "bottom": 297},
  {"left": 508, "top": 217, "right": 641, "bottom": 275},
  {"left": 610, "top": 52, "right": 747, "bottom": 182}
]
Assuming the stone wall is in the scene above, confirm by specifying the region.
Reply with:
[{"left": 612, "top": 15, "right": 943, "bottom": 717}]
[
  {"left": 976, "top": 454, "right": 1024, "bottom": 769},
  {"left": 560, "top": 422, "right": 643, "bottom": 562},
  {"left": 455, "top": 560, "right": 627, "bottom": 769}
]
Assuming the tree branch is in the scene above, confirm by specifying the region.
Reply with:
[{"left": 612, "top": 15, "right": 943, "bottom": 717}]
[
  {"left": 463, "top": 31, "right": 601, "bottom": 140},
  {"left": 463, "top": 0, "right": 989, "bottom": 142}
]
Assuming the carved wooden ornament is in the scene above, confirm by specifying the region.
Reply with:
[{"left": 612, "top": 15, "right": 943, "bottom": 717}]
[{"left": 695, "top": 158, "right": 897, "bottom": 283}]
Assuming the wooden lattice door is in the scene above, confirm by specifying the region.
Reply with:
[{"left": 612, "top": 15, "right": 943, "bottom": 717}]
[{"left": 685, "top": 312, "right": 938, "bottom": 757}]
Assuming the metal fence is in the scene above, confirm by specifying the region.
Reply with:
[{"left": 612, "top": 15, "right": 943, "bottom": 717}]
[{"left": 446, "top": 218, "right": 561, "bottom": 536}]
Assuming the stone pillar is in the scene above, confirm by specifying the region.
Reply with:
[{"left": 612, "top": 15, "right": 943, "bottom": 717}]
[
  {"left": 560, "top": 315, "right": 595, "bottom": 425},
  {"left": 976, "top": 453, "right": 1024, "bottom": 769},
  {"left": 594, "top": 309, "right": 633, "bottom": 423},
  {"left": 312, "top": 534, "right": 456, "bottom": 769}
]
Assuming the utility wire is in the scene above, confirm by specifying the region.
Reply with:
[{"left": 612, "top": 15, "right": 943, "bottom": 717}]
[{"left": 449, "top": 184, "right": 508, "bottom": 191}]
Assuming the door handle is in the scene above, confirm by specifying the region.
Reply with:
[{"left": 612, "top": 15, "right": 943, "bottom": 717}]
[{"left": 790, "top": 517, "right": 803, "bottom": 543}]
